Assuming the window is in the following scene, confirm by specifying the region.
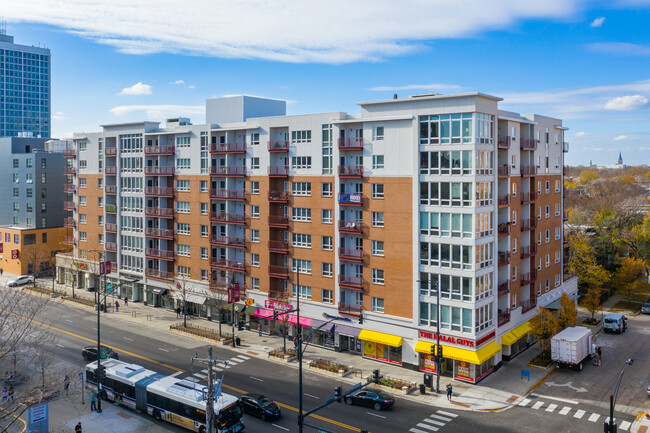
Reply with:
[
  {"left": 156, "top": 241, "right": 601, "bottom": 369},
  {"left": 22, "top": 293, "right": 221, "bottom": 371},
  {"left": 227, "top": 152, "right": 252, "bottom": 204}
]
[
  {"left": 511, "top": 182, "right": 517, "bottom": 197},
  {"left": 322, "top": 262, "right": 333, "bottom": 277},
  {"left": 26, "top": 203, "right": 33, "bottom": 213},
  {"left": 545, "top": 254, "right": 550, "bottom": 268},
  {"left": 545, "top": 278, "right": 550, "bottom": 291},
  {"left": 79, "top": 178, "right": 87, "bottom": 188},
  {"left": 292, "top": 233, "right": 312, "bottom": 248},
  {"left": 321, "top": 182, "right": 332, "bottom": 197},
  {"left": 176, "top": 201, "right": 190, "bottom": 213},
  {"left": 291, "top": 208, "right": 311, "bottom": 222},
  {"left": 555, "top": 227, "right": 561, "bottom": 240},
  {"left": 291, "top": 284, "right": 311, "bottom": 300},
  {"left": 200, "top": 180, "right": 208, "bottom": 192},
  {"left": 176, "top": 223, "right": 190, "bottom": 235},
  {"left": 250, "top": 253, "right": 260, "bottom": 266},
  {"left": 291, "top": 259, "right": 311, "bottom": 274},
  {"left": 372, "top": 155, "right": 384, "bottom": 169},
  {"left": 321, "top": 236, "right": 333, "bottom": 250},
  {"left": 512, "top": 238, "right": 517, "bottom": 253},
  {"left": 98, "top": 178, "right": 103, "bottom": 188},
  {"left": 250, "top": 157, "right": 260, "bottom": 169},
  {"left": 291, "top": 130, "right": 311, "bottom": 143},
  {"left": 200, "top": 247, "right": 209, "bottom": 260},
  {"left": 371, "top": 183, "right": 384, "bottom": 198},
  {"left": 291, "top": 156, "right": 312, "bottom": 169},
  {"left": 250, "top": 133, "right": 260, "bottom": 145},
  {"left": 545, "top": 181, "right": 550, "bottom": 193},
  {"left": 538, "top": 232, "right": 543, "bottom": 245},
  {"left": 25, "top": 158, "right": 33, "bottom": 168},
  {"left": 251, "top": 278, "right": 260, "bottom": 291},
  {"left": 176, "top": 136, "right": 191, "bottom": 147},
  {"left": 41, "top": 203, "right": 46, "bottom": 212},
  {"left": 41, "top": 173, "right": 46, "bottom": 184},
  {"left": 176, "top": 158, "right": 191, "bottom": 169},
  {"left": 12, "top": 188, "right": 18, "bottom": 197},
  {"left": 545, "top": 229, "right": 550, "bottom": 243},
  {"left": 177, "top": 266, "right": 191, "bottom": 278},
  {"left": 372, "top": 240, "right": 384, "bottom": 256},
  {"left": 321, "top": 209, "right": 332, "bottom": 223},
  {"left": 250, "top": 229, "right": 259, "bottom": 242},
  {"left": 79, "top": 232, "right": 87, "bottom": 242},
  {"left": 177, "top": 245, "right": 191, "bottom": 257},
  {"left": 251, "top": 205, "right": 260, "bottom": 218},
  {"left": 79, "top": 196, "right": 87, "bottom": 206},
  {"left": 372, "top": 297, "right": 385, "bottom": 313},
  {"left": 176, "top": 180, "right": 190, "bottom": 191},
  {"left": 322, "top": 289, "right": 333, "bottom": 304},
  {"left": 200, "top": 225, "right": 208, "bottom": 237},
  {"left": 555, "top": 274, "right": 561, "bottom": 287},
  {"left": 372, "top": 126, "right": 384, "bottom": 141},
  {"left": 555, "top": 180, "right": 561, "bottom": 192},
  {"left": 23, "top": 234, "right": 36, "bottom": 245},
  {"left": 372, "top": 212, "right": 384, "bottom": 227},
  {"left": 201, "top": 270, "right": 209, "bottom": 281},
  {"left": 80, "top": 214, "right": 87, "bottom": 224},
  {"left": 98, "top": 215, "right": 104, "bottom": 226},
  {"left": 512, "top": 265, "right": 517, "bottom": 281},
  {"left": 12, "top": 173, "right": 19, "bottom": 183},
  {"left": 291, "top": 182, "right": 311, "bottom": 196},
  {"left": 250, "top": 181, "right": 259, "bottom": 194},
  {"left": 25, "top": 173, "right": 32, "bottom": 183},
  {"left": 41, "top": 159, "right": 46, "bottom": 169},
  {"left": 13, "top": 159, "right": 18, "bottom": 168},
  {"left": 200, "top": 203, "right": 208, "bottom": 215},
  {"left": 98, "top": 197, "right": 103, "bottom": 207},
  {"left": 372, "top": 269, "right": 385, "bottom": 285},
  {"left": 42, "top": 233, "right": 47, "bottom": 243},
  {"left": 545, "top": 205, "right": 550, "bottom": 218},
  {"left": 79, "top": 160, "right": 87, "bottom": 170}
]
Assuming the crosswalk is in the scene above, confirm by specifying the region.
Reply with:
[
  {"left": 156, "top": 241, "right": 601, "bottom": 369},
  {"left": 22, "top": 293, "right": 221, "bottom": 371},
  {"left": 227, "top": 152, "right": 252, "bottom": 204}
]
[
  {"left": 519, "top": 395, "right": 632, "bottom": 431},
  {"left": 188, "top": 354, "right": 252, "bottom": 380},
  {"left": 409, "top": 410, "right": 458, "bottom": 432}
]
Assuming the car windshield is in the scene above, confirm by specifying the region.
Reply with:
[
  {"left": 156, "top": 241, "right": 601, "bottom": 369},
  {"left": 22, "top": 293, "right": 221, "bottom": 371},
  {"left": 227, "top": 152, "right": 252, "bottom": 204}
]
[
  {"left": 258, "top": 397, "right": 274, "bottom": 407},
  {"left": 604, "top": 318, "right": 617, "bottom": 323},
  {"left": 217, "top": 403, "right": 242, "bottom": 430}
]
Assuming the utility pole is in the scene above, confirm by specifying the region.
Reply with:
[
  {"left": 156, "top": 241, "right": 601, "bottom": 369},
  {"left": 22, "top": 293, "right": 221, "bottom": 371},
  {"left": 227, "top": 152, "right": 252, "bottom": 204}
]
[
  {"left": 192, "top": 348, "right": 228, "bottom": 433},
  {"left": 297, "top": 270, "right": 303, "bottom": 433},
  {"left": 604, "top": 358, "right": 633, "bottom": 432},
  {"left": 434, "top": 279, "right": 441, "bottom": 394},
  {"left": 96, "top": 251, "right": 103, "bottom": 413}
]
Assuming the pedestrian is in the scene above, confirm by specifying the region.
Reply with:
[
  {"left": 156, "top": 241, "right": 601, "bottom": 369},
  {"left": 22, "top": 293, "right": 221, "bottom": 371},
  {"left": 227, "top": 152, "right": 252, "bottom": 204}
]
[
  {"left": 115, "top": 301, "right": 120, "bottom": 312},
  {"left": 593, "top": 351, "right": 600, "bottom": 366},
  {"left": 597, "top": 346, "right": 602, "bottom": 366},
  {"left": 258, "top": 322, "right": 262, "bottom": 337},
  {"left": 124, "top": 297, "right": 128, "bottom": 307},
  {"left": 176, "top": 306, "right": 181, "bottom": 318},
  {"left": 0, "top": 268, "right": 3, "bottom": 276},
  {"left": 1, "top": 386, "right": 7, "bottom": 402},
  {"left": 75, "top": 422, "right": 82, "bottom": 433},
  {"left": 89, "top": 391, "right": 96, "bottom": 411},
  {"left": 64, "top": 375, "right": 70, "bottom": 396},
  {"left": 446, "top": 383, "right": 453, "bottom": 402},
  {"left": 8, "top": 385, "right": 14, "bottom": 402}
]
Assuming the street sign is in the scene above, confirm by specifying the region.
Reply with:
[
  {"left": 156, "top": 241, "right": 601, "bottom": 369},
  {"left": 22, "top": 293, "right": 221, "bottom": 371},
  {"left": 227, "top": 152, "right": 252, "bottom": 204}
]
[
  {"left": 27, "top": 402, "right": 48, "bottom": 433},
  {"left": 245, "top": 298, "right": 254, "bottom": 306},
  {"left": 99, "top": 347, "right": 109, "bottom": 360},
  {"left": 106, "top": 282, "right": 113, "bottom": 293},
  {"left": 11, "top": 249, "right": 19, "bottom": 259}
]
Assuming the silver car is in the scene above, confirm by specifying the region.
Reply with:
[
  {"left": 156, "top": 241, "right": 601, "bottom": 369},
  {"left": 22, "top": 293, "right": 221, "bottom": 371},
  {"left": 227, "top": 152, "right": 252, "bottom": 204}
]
[{"left": 7, "top": 275, "right": 34, "bottom": 287}]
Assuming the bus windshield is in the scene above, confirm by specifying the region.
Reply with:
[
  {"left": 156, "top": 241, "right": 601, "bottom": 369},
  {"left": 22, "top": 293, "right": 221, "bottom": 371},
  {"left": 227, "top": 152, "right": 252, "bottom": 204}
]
[{"left": 217, "top": 402, "right": 243, "bottom": 431}]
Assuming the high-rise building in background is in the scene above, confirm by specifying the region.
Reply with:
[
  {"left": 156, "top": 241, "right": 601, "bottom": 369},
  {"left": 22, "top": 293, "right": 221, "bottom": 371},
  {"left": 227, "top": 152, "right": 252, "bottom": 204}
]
[
  {"left": 56, "top": 93, "right": 577, "bottom": 384},
  {"left": 0, "top": 31, "right": 51, "bottom": 138}
]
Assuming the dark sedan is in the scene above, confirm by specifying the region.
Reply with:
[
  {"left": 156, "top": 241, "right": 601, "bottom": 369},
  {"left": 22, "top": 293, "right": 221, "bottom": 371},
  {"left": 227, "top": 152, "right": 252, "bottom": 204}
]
[
  {"left": 344, "top": 388, "right": 395, "bottom": 411},
  {"left": 81, "top": 345, "right": 119, "bottom": 361},
  {"left": 240, "top": 393, "right": 281, "bottom": 421}
]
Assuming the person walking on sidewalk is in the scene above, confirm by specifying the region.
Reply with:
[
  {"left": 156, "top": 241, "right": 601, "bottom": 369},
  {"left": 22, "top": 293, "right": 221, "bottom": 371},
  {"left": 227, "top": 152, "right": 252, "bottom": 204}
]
[
  {"left": 597, "top": 346, "right": 602, "bottom": 366},
  {"left": 89, "top": 391, "right": 96, "bottom": 411},
  {"left": 0, "top": 268, "right": 3, "bottom": 277},
  {"left": 8, "top": 385, "right": 14, "bottom": 402},
  {"left": 446, "top": 383, "right": 453, "bottom": 402},
  {"left": 75, "top": 422, "right": 82, "bottom": 433},
  {"left": 258, "top": 323, "right": 262, "bottom": 337},
  {"left": 124, "top": 297, "right": 128, "bottom": 307},
  {"left": 1, "top": 386, "right": 7, "bottom": 402},
  {"left": 176, "top": 307, "right": 181, "bottom": 318},
  {"left": 115, "top": 300, "right": 120, "bottom": 312}
]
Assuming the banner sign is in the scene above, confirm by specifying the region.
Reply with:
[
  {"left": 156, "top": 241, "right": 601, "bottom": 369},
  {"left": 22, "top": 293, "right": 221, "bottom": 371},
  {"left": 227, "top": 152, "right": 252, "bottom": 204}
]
[{"left": 264, "top": 300, "right": 293, "bottom": 312}]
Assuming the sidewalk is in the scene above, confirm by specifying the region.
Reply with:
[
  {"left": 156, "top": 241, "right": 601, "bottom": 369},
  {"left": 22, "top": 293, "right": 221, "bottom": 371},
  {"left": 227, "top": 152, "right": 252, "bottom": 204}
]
[{"left": 632, "top": 412, "right": 650, "bottom": 433}]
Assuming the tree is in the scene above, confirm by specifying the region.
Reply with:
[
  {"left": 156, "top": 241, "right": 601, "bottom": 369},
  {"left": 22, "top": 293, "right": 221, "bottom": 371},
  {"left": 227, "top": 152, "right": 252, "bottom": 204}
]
[
  {"left": 613, "top": 257, "right": 650, "bottom": 306},
  {"left": 565, "top": 232, "right": 611, "bottom": 293},
  {"left": 557, "top": 293, "right": 577, "bottom": 329},
  {"left": 529, "top": 307, "right": 559, "bottom": 360},
  {"left": 580, "top": 285, "right": 603, "bottom": 322},
  {"left": 171, "top": 276, "right": 194, "bottom": 328},
  {"left": 21, "top": 246, "right": 55, "bottom": 291}
]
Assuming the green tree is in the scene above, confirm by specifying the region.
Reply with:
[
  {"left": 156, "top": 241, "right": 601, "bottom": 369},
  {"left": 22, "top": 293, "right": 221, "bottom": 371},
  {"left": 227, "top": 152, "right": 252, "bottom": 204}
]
[
  {"left": 580, "top": 285, "right": 602, "bottom": 322},
  {"left": 613, "top": 257, "right": 650, "bottom": 306},
  {"left": 557, "top": 293, "right": 577, "bottom": 329},
  {"left": 530, "top": 307, "right": 559, "bottom": 360},
  {"left": 566, "top": 232, "right": 611, "bottom": 293}
]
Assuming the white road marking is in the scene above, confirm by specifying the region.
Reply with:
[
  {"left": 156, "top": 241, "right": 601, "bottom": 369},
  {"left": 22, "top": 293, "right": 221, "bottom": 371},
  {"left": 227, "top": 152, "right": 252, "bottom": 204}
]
[
  {"left": 304, "top": 393, "right": 319, "bottom": 399},
  {"left": 588, "top": 413, "right": 600, "bottom": 422},
  {"left": 169, "top": 371, "right": 183, "bottom": 378},
  {"left": 415, "top": 423, "right": 438, "bottom": 432},
  {"left": 227, "top": 359, "right": 239, "bottom": 365},
  {"left": 158, "top": 348, "right": 169, "bottom": 352},
  {"left": 532, "top": 401, "right": 544, "bottom": 410},
  {"left": 272, "top": 424, "right": 289, "bottom": 431},
  {"left": 529, "top": 393, "right": 579, "bottom": 405},
  {"left": 620, "top": 421, "right": 631, "bottom": 431},
  {"left": 422, "top": 418, "right": 445, "bottom": 426},
  {"left": 518, "top": 398, "right": 531, "bottom": 407},
  {"left": 574, "top": 410, "right": 585, "bottom": 419},
  {"left": 250, "top": 376, "right": 264, "bottom": 382},
  {"left": 233, "top": 355, "right": 250, "bottom": 361},
  {"left": 428, "top": 414, "right": 452, "bottom": 422},
  {"left": 56, "top": 344, "right": 64, "bottom": 348},
  {"left": 92, "top": 327, "right": 97, "bottom": 330},
  {"left": 65, "top": 319, "right": 73, "bottom": 323},
  {"left": 366, "top": 412, "right": 386, "bottom": 419},
  {"left": 545, "top": 403, "right": 557, "bottom": 412},
  {"left": 436, "top": 410, "right": 457, "bottom": 417},
  {"left": 410, "top": 429, "right": 429, "bottom": 433},
  {"left": 193, "top": 373, "right": 207, "bottom": 379},
  {"left": 559, "top": 406, "right": 571, "bottom": 415},
  {"left": 123, "top": 337, "right": 133, "bottom": 341}
]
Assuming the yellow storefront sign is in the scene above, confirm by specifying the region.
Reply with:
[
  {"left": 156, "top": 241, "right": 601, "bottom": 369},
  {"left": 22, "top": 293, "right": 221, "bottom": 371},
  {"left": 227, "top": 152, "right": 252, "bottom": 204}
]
[
  {"left": 414, "top": 340, "right": 501, "bottom": 365},
  {"left": 358, "top": 329, "right": 402, "bottom": 347},
  {"left": 500, "top": 321, "right": 532, "bottom": 346}
]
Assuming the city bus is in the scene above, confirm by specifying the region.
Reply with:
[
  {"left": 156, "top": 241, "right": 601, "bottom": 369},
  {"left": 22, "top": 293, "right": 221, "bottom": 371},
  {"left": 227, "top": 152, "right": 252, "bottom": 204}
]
[{"left": 85, "top": 359, "right": 244, "bottom": 433}]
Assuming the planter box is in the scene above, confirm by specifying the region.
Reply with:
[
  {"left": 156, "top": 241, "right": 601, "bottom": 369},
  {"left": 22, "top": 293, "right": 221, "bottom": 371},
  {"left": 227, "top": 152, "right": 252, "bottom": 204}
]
[
  {"left": 267, "top": 352, "right": 296, "bottom": 363},
  {"left": 582, "top": 319, "right": 604, "bottom": 334},
  {"left": 306, "top": 363, "right": 348, "bottom": 377},
  {"left": 365, "top": 377, "right": 415, "bottom": 395}
]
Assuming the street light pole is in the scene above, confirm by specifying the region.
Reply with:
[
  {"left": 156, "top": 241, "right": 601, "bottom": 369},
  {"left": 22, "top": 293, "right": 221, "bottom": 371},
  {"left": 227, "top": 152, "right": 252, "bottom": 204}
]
[
  {"left": 434, "top": 279, "right": 441, "bottom": 394},
  {"left": 605, "top": 358, "right": 634, "bottom": 432},
  {"left": 96, "top": 251, "right": 104, "bottom": 413},
  {"left": 297, "top": 269, "right": 303, "bottom": 433}
]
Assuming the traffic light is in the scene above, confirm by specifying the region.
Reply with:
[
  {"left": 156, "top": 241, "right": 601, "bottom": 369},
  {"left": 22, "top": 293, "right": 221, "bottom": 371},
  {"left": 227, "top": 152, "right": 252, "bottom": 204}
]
[
  {"left": 358, "top": 315, "right": 363, "bottom": 325},
  {"left": 430, "top": 345, "right": 435, "bottom": 358},
  {"left": 334, "top": 386, "right": 342, "bottom": 402},
  {"left": 96, "top": 365, "right": 106, "bottom": 382},
  {"left": 372, "top": 369, "right": 380, "bottom": 383},
  {"left": 273, "top": 310, "right": 278, "bottom": 320},
  {"left": 437, "top": 345, "right": 443, "bottom": 363}
]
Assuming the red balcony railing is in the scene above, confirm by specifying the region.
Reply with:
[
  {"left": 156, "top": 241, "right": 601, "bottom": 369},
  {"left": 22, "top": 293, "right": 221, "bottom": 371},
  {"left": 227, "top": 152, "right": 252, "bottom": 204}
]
[
  {"left": 521, "top": 245, "right": 536, "bottom": 259},
  {"left": 64, "top": 218, "right": 76, "bottom": 228},
  {"left": 145, "top": 248, "right": 175, "bottom": 260},
  {"left": 498, "top": 194, "right": 510, "bottom": 207},
  {"left": 145, "top": 268, "right": 174, "bottom": 281},
  {"left": 339, "top": 275, "right": 363, "bottom": 289},
  {"left": 64, "top": 236, "right": 76, "bottom": 246},
  {"left": 498, "top": 165, "right": 510, "bottom": 177},
  {"left": 498, "top": 310, "right": 511, "bottom": 327},
  {"left": 63, "top": 167, "right": 76, "bottom": 175},
  {"left": 268, "top": 290, "right": 288, "bottom": 301},
  {"left": 210, "top": 189, "right": 246, "bottom": 200},
  {"left": 145, "top": 186, "right": 173, "bottom": 196},
  {"left": 105, "top": 147, "right": 117, "bottom": 156},
  {"left": 268, "top": 265, "right": 289, "bottom": 279},
  {"left": 498, "top": 224, "right": 510, "bottom": 237},
  {"left": 105, "top": 185, "right": 117, "bottom": 194},
  {"left": 338, "top": 193, "right": 362, "bottom": 206},
  {"left": 210, "top": 235, "right": 245, "bottom": 248},
  {"left": 520, "top": 138, "right": 538, "bottom": 151},
  {"left": 210, "top": 142, "right": 246, "bottom": 154},
  {"left": 520, "top": 165, "right": 537, "bottom": 176},
  {"left": 267, "top": 141, "right": 290, "bottom": 152},
  {"left": 339, "top": 247, "right": 363, "bottom": 262},
  {"left": 63, "top": 149, "right": 76, "bottom": 157},
  {"left": 105, "top": 166, "right": 117, "bottom": 175},
  {"left": 268, "top": 240, "right": 289, "bottom": 253},
  {"left": 63, "top": 201, "right": 76, "bottom": 210},
  {"left": 339, "top": 220, "right": 362, "bottom": 233},
  {"left": 521, "top": 191, "right": 536, "bottom": 204},
  {"left": 498, "top": 281, "right": 509, "bottom": 296},
  {"left": 105, "top": 223, "right": 117, "bottom": 233},
  {"left": 63, "top": 184, "right": 76, "bottom": 193},
  {"left": 268, "top": 165, "right": 289, "bottom": 177},
  {"left": 521, "top": 270, "right": 537, "bottom": 286},
  {"left": 521, "top": 297, "right": 538, "bottom": 313},
  {"left": 144, "top": 145, "right": 175, "bottom": 155},
  {"left": 338, "top": 165, "right": 363, "bottom": 177},
  {"left": 145, "top": 207, "right": 174, "bottom": 218},
  {"left": 209, "top": 279, "right": 246, "bottom": 293},
  {"left": 268, "top": 191, "right": 289, "bottom": 202},
  {"left": 338, "top": 137, "right": 364, "bottom": 150},
  {"left": 210, "top": 212, "right": 246, "bottom": 224},
  {"left": 145, "top": 227, "right": 174, "bottom": 239},
  {"left": 497, "top": 136, "right": 512, "bottom": 149},
  {"left": 338, "top": 302, "right": 363, "bottom": 316},
  {"left": 521, "top": 218, "right": 536, "bottom": 231},
  {"left": 210, "top": 166, "right": 246, "bottom": 177},
  {"left": 498, "top": 252, "right": 510, "bottom": 267},
  {"left": 268, "top": 215, "right": 289, "bottom": 227},
  {"left": 145, "top": 166, "right": 175, "bottom": 176},
  {"left": 105, "top": 242, "right": 117, "bottom": 252}
]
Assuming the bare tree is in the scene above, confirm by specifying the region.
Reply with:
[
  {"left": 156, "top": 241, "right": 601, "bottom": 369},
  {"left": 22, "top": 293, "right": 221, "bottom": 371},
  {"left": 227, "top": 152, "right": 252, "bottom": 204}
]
[
  {"left": 22, "top": 246, "right": 55, "bottom": 292},
  {"left": 205, "top": 283, "right": 231, "bottom": 337},
  {"left": 171, "top": 275, "right": 194, "bottom": 328}
]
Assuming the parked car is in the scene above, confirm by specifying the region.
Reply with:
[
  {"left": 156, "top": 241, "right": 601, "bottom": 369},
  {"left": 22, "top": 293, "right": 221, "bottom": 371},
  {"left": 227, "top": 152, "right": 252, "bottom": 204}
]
[
  {"left": 7, "top": 275, "right": 34, "bottom": 287},
  {"left": 344, "top": 388, "right": 395, "bottom": 411},
  {"left": 603, "top": 313, "right": 627, "bottom": 333},
  {"left": 240, "top": 393, "right": 281, "bottom": 421},
  {"left": 641, "top": 303, "right": 650, "bottom": 315},
  {"left": 81, "top": 345, "right": 119, "bottom": 361}
]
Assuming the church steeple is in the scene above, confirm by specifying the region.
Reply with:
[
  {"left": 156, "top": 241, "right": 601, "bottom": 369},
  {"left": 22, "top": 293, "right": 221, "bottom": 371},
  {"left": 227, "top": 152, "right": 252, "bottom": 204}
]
[{"left": 617, "top": 152, "right": 623, "bottom": 165}]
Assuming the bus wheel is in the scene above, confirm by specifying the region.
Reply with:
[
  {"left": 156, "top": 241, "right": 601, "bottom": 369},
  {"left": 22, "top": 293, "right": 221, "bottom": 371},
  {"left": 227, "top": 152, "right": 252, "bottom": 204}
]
[
  {"left": 199, "top": 426, "right": 206, "bottom": 433},
  {"left": 154, "top": 410, "right": 162, "bottom": 421},
  {"left": 100, "top": 390, "right": 108, "bottom": 400}
]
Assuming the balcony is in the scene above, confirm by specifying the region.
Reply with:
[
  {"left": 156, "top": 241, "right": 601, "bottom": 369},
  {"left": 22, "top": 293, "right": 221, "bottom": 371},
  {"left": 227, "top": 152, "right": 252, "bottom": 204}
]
[
  {"left": 64, "top": 236, "right": 76, "bottom": 246},
  {"left": 63, "top": 184, "right": 76, "bottom": 193},
  {"left": 105, "top": 147, "right": 117, "bottom": 156},
  {"left": 210, "top": 166, "right": 246, "bottom": 177},
  {"left": 497, "top": 136, "right": 512, "bottom": 149},
  {"left": 520, "top": 165, "right": 537, "bottom": 176},
  {"left": 146, "top": 268, "right": 174, "bottom": 281},
  {"left": 268, "top": 215, "right": 289, "bottom": 227},
  {"left": 105, "top": 242, "right": 117, "bottom": 252},
  {"left": 268, "top": 190, "right": 289, "bottom": 203},
  {"left": 521, "top": 245, "right": 536, "bottom": 259},
  {"left": 211, "top": 189, "right": 246, "bottom": 201},
  {"left": 105, "top": 223, "right": 117, "bottom": 233},
  {"left": 210, "top": 212, "right": 246, "bottom": 225},
  {"left": 339, "top": 220, "right": 363, "bottom": 234},
  {"left": 498, "top": 281, "right": 509, "bottom": 297},
  {"left": 521, "top": 270, "right": 537, "bottom": 286},
  {"left": 209, "top": 280, "right": 246, "bottom": 295},
  {"left": 498, "top": 223, "right": 510, "bottom": 237},
  {"left": 63, "top": 167, "right": 76, "bottom": 175},
  {"left": 338, "top": 193, "right": 362, "bottom": 206},
  {"left": 268, "top": 165, "right": 289, "bottom": 177},
  {"left": 521, "top": 297, "right": 538, "bottom": 314},
  {"left": 268, "top": 240, "right": 289, "bottom": 253},
  {"left": 338, "top": 302, "right": 363, "bottom": 317},
  {"left": 498, "top": 194, "right": 510, "bottom": 207},
  {"left": 145, "top": 227, "right": 174, "bottom": 239},
  {"left": 145, "top": 207, "right": 174, "bottom": 218},
  {"left": 63, "top": 201, "right": 76, "bottom": 210},
  {"left": 63, "top": 148, "right": 76, "bottom": 158},
  {"left": 64, "top": 218, "right": 76, "bottom": 228},
  {"left": 338, "top": 165, "right": 363, "bottom": 178},
  {"left": 338, "top": 137, "right": 364, "bottom": 151},
  {"left": 520, "top": 138, "right": 538, "bottom": 151},
  {"left": 145, "top": 248, "right": 175, "bottom": 261},
  {"left": 145, "top": 166, "right": 175, "bottom": 176},
  {"left": 267, "top": 140, "right": 290, "bottom": 152},
  {"left": 268, "top": 265, "right": 289, "bottom": 279},
  {"left": 105, "top": 185, "right": 117, "bottom": 195},
  {"left": 105, "top": 204, "right": 117, "bottom": 214},
  {"left": 339, "top": 247, "right": 363, "bottom": 262},
  {"left": 210, "top": 235, "right": 245, "bottom": 248},
  {"left": 521, "top": 218, "right": 536, "bottom": 231},
  {"left": 145, "top": 186, "right": 173, "bottom": 197},
  {"left": 498, "top": 310, "right": 511, "bottom": 327},
  {"left": 210, "top": 142, "right": 246, "bottom": 154},
  {"left": 498, "top": 165, "right": 510, "bottom": 178},
  {"left": 339, "top": 275, "right": 363, "bottom": 290},
  {"left": 105, "top": 166, "right": 117, "bottom": 175},
  {"left": 144, "top": 145, "right": 175, "bottom": 155},
  {"left": 498, "top": 252, "right": 510, "bottom": 267},
  {"left": 521, "top": 191, "right": 536, "bottom": 204},
  {"left": 563, "top": 142, "right": 569, "bottom": 153}
]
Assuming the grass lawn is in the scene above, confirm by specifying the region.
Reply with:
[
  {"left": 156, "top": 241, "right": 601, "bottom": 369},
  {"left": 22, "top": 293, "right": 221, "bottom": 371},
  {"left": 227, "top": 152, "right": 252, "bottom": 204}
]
[{"left": 610, "top": 291, "right": 648, "bottom": 313}]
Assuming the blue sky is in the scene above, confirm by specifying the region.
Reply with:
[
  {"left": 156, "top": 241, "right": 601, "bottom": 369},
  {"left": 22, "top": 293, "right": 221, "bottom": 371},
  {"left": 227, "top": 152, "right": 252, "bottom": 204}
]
[{"left": 5, "top": 0, "right": 650, "bottom": 165}]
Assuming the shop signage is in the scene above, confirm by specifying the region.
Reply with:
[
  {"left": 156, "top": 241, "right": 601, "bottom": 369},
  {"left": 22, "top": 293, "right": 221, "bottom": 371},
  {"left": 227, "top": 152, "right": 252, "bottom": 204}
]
[
  {"left": 99, "top": 261, "right": 111, "bottom": 275},
  {"left": 419, "top": 330, "right": 475, "bottom": 348},
  {"left": 476, "top": 331, "right": 496, "bottom": 347},
  {"left": 0, "top": 243, "right": 3, "bottom": 253},
  {"left": 265, "top": 300, "right": 293, "bottom": 312},
  {"left": 11, "top": 249, "right": 19, "bottom": 259},
  {"left": 421, "top": 354, "right": 437, "bottom": 373}
]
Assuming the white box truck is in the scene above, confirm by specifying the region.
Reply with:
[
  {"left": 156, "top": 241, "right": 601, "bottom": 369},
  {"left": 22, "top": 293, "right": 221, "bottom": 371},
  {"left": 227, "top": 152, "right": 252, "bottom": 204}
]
[{"left": 551, "top": 326, "right": 593, "bottom": 371}]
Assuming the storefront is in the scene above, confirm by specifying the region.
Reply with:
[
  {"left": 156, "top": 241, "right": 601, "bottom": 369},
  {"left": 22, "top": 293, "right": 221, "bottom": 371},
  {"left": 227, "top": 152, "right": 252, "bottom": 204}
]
[
  {"left": 251, "top": 307, "right": 311, "bottom": 336},
  {"left": 174, "top": 291, "right": 208, "bottom": 317},
  {"left": 336, "top": 325, "right": 362, "bottom": 353},
  {"left": 146, "top": 287, "right": 169, "bottom": 308},
  {"left": 305, "top": 319, "right": 336, "bottom": 349},
  {"left": 500, "top": 321, "right": 535, "bottom": 360},
  {"left": 358, "top": 330, "right": 403, "bottom": 365}
]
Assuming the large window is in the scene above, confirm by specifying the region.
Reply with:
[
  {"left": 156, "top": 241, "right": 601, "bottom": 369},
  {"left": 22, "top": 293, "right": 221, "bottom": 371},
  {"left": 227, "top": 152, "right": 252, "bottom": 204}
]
[
  {"left": 419, "top": 212, "right": 473, "bottom": 238},
  {"left": 419, "top": 272, "right": 473, "bottom": 301},
  {"left": 291, "top": 208, "right": 311, "bottom": 222},
  {"left": 420, "top": 181, "right": 473, "bottom": 207},
  {"left": 176, "top": 201, "right": 190, "bottom": 213},
  {"left": 176, "top": 223, "right": 190, "bottom": 235},
  {"left": 419, "top": 150, "right": 474, "bottom": 175},
  {"left": 291, "top": 233, "right": 312, "bottom": 248},
  {"left": 419, "top": 302, "right": 473, "bottom": 333},
  {"left": 177, "top": 245, "right": 191, "bottom": 257},
  {"left": 291, "top": 130, "right": 311, "bottom": 143},
  {"left": 176, "top": 180, "right": 190, "bottom": 191},
  {"left": 291, "top": 182, "right": 311, "bottom": 196},
  {"left": 291, "top": 156, "right": 312, "bottom": 169},
  {"left": 291, "top": 259, "right": 311, "bottom": 274},
  {"left": 420, "top": 242, "right": 473, "bottom": 270},
  {"left": 292, "top": 284, "right": 311, "bottom": 299}
]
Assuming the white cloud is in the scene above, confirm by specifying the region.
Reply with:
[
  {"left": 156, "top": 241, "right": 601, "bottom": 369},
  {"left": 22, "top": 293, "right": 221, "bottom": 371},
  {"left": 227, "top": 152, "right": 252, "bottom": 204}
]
[
  {"left": 587, "top": 42, "right": 650, "bottom": 56},
  {"left": 110, "top": 104, "right": 204, "bottom": 119},
  {"left": 188, "top": 84, "right": 196, "bottom": 89},
  {"left": 119, "top": 82, "right": 152, "bottom": 96},
  {"left": 575, "top": 131, "right": 586, "bottom": 136},
  {"left": 590, "top": 17, "right": 606, "bottom": 27},
  {"left": 172, "top": 80, "right": 185, "bottom": 85},
  {"left": 604, "top": 95, "right": 648, "bottom": 110},
  {"left": 52, "top": 111, "right": 65, "bottom": 120},
  {"left": 368, "top": 83, "right": 462, "bottom": 92},
  {"left": 613, "top": 135, "right": 628, "bottom": 141},
  {"left": 2, "top": 0, "right": 583, "bottom": 63}
]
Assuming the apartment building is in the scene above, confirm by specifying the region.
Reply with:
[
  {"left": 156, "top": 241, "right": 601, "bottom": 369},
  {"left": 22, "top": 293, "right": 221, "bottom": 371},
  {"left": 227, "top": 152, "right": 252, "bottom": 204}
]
[{"left": 56, "top": 93, "right": 577, "bottom": 383}]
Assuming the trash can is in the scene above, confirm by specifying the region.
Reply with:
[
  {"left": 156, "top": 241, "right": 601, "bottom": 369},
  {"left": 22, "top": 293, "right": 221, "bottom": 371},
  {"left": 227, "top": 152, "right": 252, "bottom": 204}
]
[
  {"left": 419, "top": 384, "right": 426, "bottom": 395},
  {"left": 235, "top": 337, "right": 241, "bottom": 346}
]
